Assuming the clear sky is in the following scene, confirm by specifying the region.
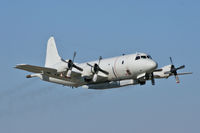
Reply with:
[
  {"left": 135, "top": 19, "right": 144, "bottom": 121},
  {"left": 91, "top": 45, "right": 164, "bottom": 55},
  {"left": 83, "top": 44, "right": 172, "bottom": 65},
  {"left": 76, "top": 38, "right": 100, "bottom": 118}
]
[{"left": 0, "top": 0, "right": 199, "bottom": 133}]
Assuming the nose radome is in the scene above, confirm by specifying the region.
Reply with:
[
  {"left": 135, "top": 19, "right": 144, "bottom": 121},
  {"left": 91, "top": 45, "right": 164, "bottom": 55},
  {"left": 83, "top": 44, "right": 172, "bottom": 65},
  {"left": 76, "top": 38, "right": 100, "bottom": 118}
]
[{"left": 150, "top": 60, "right": 158, "bottom": 70}]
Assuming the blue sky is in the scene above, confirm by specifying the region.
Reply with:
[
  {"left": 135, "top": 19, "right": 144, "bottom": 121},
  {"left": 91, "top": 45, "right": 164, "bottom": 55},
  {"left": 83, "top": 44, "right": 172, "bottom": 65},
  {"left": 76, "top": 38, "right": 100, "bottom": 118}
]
[{"left": 0, "top": 0, "right": 199, "bottom": 133}]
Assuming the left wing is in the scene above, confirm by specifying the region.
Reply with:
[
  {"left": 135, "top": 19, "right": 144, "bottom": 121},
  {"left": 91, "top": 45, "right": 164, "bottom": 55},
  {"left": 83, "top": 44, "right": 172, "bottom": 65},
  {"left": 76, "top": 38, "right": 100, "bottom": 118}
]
[
  {"left": 15, "top": 64, "right": 82, "bottom": 79},
  {"left": 15, "top": 64, "right": 57, "bottom": 74}
]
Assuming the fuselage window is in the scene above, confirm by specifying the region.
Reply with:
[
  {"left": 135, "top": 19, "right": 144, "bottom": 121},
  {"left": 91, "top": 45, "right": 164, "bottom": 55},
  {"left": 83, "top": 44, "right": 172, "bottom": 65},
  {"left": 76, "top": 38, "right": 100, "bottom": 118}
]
[
  {"left": 135, "top": 56, "right": 140, "bottom": 60},
  {"left": 141, "top": 56, "right": 146, "bottom": 59}
]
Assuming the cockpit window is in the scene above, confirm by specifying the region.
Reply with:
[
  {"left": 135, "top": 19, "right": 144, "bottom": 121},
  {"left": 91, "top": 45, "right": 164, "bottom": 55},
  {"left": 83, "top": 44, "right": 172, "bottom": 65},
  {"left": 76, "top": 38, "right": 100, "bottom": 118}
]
[
  {"left": 135, "top": 56, "right": 140, "bottom": 60},
  {"left": 147, "top": 55, "right": 152, "bottom": 59},
  {"left": 141, "top": 56, "right": 146, "bottom": 59},
  {"left": 135, "top": 55, "right": 152, "bottom": 60}
]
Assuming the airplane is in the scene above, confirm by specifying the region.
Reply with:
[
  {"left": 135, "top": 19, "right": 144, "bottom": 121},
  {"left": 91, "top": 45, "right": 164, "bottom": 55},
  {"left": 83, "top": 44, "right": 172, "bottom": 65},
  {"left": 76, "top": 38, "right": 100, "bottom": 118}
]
[{"left": 15, "top": 36, "right": 192, "bottom": 89}]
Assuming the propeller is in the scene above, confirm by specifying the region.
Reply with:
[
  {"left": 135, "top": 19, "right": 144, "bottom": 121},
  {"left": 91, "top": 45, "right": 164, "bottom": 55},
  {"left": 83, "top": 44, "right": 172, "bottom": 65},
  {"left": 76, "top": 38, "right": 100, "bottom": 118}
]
[
  {"left": 150, "top": 72, "right": 155, "bottom": 85},
  {"left": 61, "top": 51, "right": 83, "bottom": 77},
  {"left": 145, "top": 72, "right": 155, "bottom": 85},
  {"left": 165, "top": 57, "right": 185, "bottom": 83},
  {"left": 87, "top": 56, "right": 109, "bottom": 82},
  {"left": 148, "top": 69, "right": 162, "bottom": 85}
]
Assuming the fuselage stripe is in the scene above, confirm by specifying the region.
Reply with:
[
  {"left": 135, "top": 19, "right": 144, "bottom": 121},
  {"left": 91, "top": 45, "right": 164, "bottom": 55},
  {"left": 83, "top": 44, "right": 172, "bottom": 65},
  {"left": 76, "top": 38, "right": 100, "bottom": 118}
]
[
  {"left": 113, "top": 57, "right": 119, "bottom": 78},
  {"left": 112, "top": 66, "right": 118, "bottom": 79}
]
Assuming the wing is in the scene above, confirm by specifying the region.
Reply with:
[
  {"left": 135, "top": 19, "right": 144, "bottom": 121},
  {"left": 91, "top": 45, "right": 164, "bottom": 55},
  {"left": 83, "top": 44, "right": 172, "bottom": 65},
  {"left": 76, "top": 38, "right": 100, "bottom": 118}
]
[
  {"left": 15, "top": 64, "right": 57, "bottom": 74},
  {"left": 15, "top": 64, "right": 82, "bottom": 79},
  {"left": 177, "top": 72, "right": 193, "bottom": 75}
]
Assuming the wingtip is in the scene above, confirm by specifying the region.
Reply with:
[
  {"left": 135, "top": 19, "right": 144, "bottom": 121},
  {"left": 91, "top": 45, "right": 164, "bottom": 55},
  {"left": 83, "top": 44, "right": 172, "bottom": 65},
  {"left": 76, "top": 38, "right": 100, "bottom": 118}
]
[{"left": 14, "top": 64, "right": 27, "bottom": 68}]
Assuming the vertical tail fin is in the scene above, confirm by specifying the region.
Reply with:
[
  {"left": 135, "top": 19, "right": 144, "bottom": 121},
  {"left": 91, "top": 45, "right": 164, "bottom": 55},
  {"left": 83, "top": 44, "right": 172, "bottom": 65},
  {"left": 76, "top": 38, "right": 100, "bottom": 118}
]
[{"left": 45, "top": 36, "right": 61, "bottom": 67}]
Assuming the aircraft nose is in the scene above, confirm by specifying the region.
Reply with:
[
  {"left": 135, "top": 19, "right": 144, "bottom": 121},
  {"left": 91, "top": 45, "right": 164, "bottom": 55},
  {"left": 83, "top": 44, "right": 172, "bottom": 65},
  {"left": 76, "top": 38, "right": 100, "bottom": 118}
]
[{"left": 149, "top": 60, "right": 158, "bottom": 70}]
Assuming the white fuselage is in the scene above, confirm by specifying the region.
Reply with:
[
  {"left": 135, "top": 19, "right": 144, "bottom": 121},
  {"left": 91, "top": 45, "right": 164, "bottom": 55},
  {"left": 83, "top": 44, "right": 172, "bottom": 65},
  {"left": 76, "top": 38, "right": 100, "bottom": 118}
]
[{"left": 42, "top": 53, "right": 157, "bottom": 88}]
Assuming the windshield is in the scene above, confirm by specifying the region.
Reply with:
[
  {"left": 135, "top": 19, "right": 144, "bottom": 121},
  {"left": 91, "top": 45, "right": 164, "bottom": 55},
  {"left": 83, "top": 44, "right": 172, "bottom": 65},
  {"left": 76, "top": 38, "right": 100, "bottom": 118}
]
[{"left": 135, "top": 55, "right": 152, "bottom": 60}]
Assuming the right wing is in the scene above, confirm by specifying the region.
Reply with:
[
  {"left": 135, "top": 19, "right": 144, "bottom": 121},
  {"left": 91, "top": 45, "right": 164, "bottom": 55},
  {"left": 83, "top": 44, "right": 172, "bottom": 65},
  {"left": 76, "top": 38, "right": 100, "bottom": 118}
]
[{"left": 177, "top": 72, "right": 193, "bottom": 76}]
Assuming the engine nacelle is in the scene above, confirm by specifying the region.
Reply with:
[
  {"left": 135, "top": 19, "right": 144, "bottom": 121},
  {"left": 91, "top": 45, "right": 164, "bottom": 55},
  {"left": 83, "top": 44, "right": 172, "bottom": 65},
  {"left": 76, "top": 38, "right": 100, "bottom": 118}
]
[
  {"left": 153, "top": 65, "right": 171, "bottom": 78},
  {"left": 51, "top": 61, "right": 69, "bottom": 73},
  {"left": 82, "top": 79, "right": 139, "bottom": 89},
  {"left": 57, "top": 66, "right": 68, "bottom": 73}
]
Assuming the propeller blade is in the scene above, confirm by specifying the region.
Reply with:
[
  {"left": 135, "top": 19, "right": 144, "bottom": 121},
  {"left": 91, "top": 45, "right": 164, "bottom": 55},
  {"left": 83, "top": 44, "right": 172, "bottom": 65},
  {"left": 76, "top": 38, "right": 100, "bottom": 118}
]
[
  {"left": 170, "top": 57, "right": 174, "bottom": 65},
  {"left": 151, "top": 77, "right": 155, "bottom": 85},
  {"left": 176, "top": 65, "right": 185, "bottom": 70},
  {"left": 61, "top": 58, "right": 68, "bottom": 63},
  {"left": 72, "top": 64, "right": 83, "bottom": 71},
  {"left": 175, "top": 75, "right": 180, "bottom": 83},
  {"left": 93, "top": 73, "right": 98, "bottom": 82},
  {"left": 87, "top": 63, "right": 93, "bottom": 67},
  {"left": 72, "top": 51, "right": 76, "bottom": 62},
  {"left": 98, "top": 56, "right": 102, "bottom": 65},
  {"left": 67, "top": 70, "right": 72, "bottom": 77},
  {"left": 99, "top": 68, "right": 109, "bottom": 75},
  {"left": 150, "top": 73, "right": 155, "bottom": 85}
]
